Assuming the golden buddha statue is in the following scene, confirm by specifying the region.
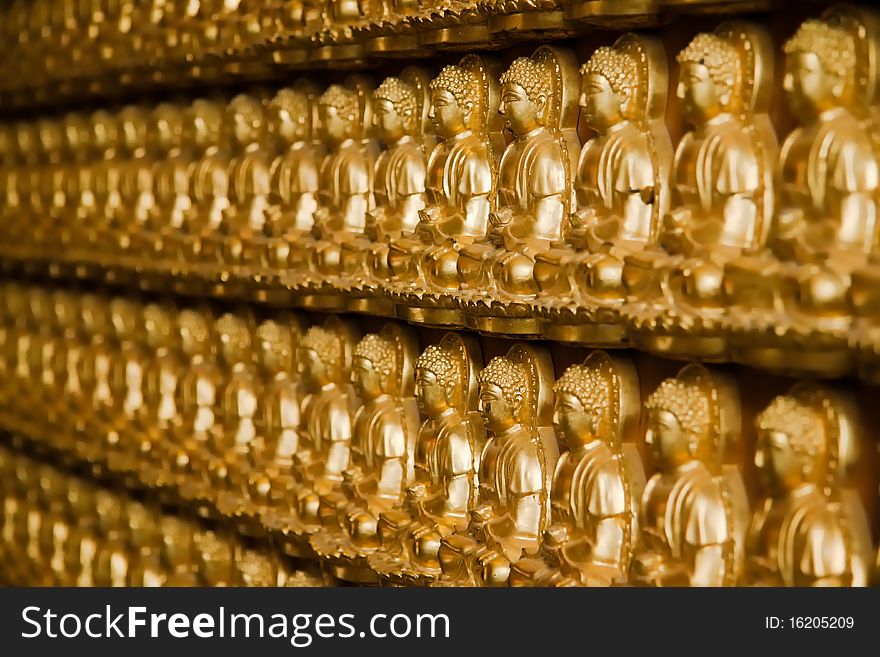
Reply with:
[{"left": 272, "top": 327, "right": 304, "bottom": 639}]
[
  {"left": 125, "top": 500, "right": 166, "bottom": 587},
  {"left": 632, "top": 364, "right": 749, "bottom": 586},
  {"left": 199, "top": 94, "right": 273, "bottom": 293},
  {"left": 193, "top": 527, "right": 238, "bottom": 586},
  {"left": 620, "top": 23, "right": 776, "bottom": 360},
  {"left": 168, "top": 99, "right": 231, "bottom": 297},
  {"left": 262, "top": 317, "right": 358, "bottom": 557},
  {"left": 457, "top": 46, "right": 580, "bottom": 336},
  {"left": 249, "top": 85, "right": 322, "bottom": 297},
  {"left": 309, "top": 324, "right": 420, "bottom": 583},
  {"left": 386, "top": 55, "right": 502, "bottom": 327},
  {"left": 171, "top": 306, "right": 223, "bottom": 508},
  {"left": 62, "top": 477, "right": 100, "bottom": 587},
  {"left": 159, "top": 513, "right": 200, "bottom": 586},
  {"left": 298, "top": 79, "right": 377, "bottom": 310},
  {"left": 103, "top": 296, "right": 150, "bottom": 481},
  {"left": 92, "top": 489, "right": 130, "bottom": 587},
  {"left": 26, "top": 119, "right": 67, "bottom": 267},
  {"left": 128, "top": 102, "right": 188, "bottom": 287},
  {"left": 727, "top": 6, "right": 880, "bottom": 375},
  {"left": 310, "top": 0, "right": 368, "bottom": 65},
  {"left": 533, "top": 34, "right": 672, "bottom": 346},
  {"left": 369, "top": 333, "right": 484, "bottom": 585},
  {"left": 435, "top": 344, "right": 557, "bottom": 587},
  {"left": 339, "top": 69, "right": 430, "bottom": 316},
  {"left": 510, "top": 351, "right": 645, "bottom": 587},
  {"left": 137, "top": 300, "right": 185, "bottom": 489},
  {"left": 745, "top": 383, "right": 873, "bottom": 586}
]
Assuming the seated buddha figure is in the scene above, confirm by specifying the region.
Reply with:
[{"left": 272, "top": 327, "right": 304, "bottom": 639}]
[
  {"left": 166, "top": 99, "right": 231, "bottom": 297},
  {"left": 435, "top": 344, "right": 557, "bottom": 587},
  {"left": 632, "top": 365, "right": 749, "bottom": 586},
  {"left": 624, "top": 23, "right": 777, "bottom": 360},
  {"left": 309, "top": 325, "right": 419, "bottom": 583},
  {"left": 208, "top": 310, "right": 261, "bottom": 494},
  {"left": 746, "top": 384, "right": 873, "bottom": 586},
  {"left": 127, "top": 102, "right": 188, "bottom": 284},
  {"left": 369, "top": 333, "right": 485, "bottom": 585},
  {"left": 533, "top": 34, "right": 672, "bottom": 345},
  {"left": 456, "top": 47, "right": 580, "bottom": 335},
  {"left": 338, "top": 72, "right": 429, "bottom": 315},
  {"left": 262, "top": 319, "right": 358, "bottom": 556},
  {"left": 726, "top": 8, "right": 879, "bottom": 374},
  {"left": 510, "top": 352, "right": 645, "bottom": 587},
  {"left": 298, "top": 81, "right": 377, "bottom": 309},
  {"left": 199, "top": 94, "right": 273, "bottom": 290},
  {"left": 169, "top": 306, "right": 223, "bottom": 505},
  {"left": 135, "top": 300, "right": 186, "bottom": 488},
  {"left": 385, "top": 55, "right": 500, "bottom": 327},
  {"left": 249, "top": 86, "right": 322, "bottom": 288}
]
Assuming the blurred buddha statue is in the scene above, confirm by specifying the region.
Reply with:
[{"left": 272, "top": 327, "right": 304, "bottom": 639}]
[
  {"left": 457, "top": 47, "right": 580, "bottom": 336},
  {"left": 622, "top": 23, "right": 776, "bottom": 360},
  {"left": 746, "top": 384, "right": 873, "bottom": 586},
  {"left": 159, "top": 513, "right": 199, "bottom": 585},
  {"left": 386, "top": 55, "right": 502, "bottom": 327},
  {"left": 339, "top": 70, "right": 431, "bottom": 316},
  {"left": 75, "top": 293, "right": 116, "bottom": 466},
  {"left": 310, "top": 324, "right": 419, "bottom": 583},
  {"left": 300, "top": 79, "right": 377, "bottom": 310},
  {"left": 632, "top": 365, "right": 749, "bottom": 586},
  {"left": 253, "top": 85, "right": 322, "bottom": 291},
  {"left": 533, "top": 34, "right": 672, "bottom": 345},
  {"left": 436, "top": 344, "right": 557, "bottom": 586},
  {"left": 193, "top": 527, "right": 238, "bottom": 586},
  {"left": 262, "top": 318, "right": 358, "bottom": 556},
  {"left": 126, "top": 500, "right": 165, "bottom": 587},
  {"left": 727, "top": 6, "right": 880, "bottom": 375},
  {"left": 92, "top": 489, "right": 129, "bottom": 587},
  {"left": 370, "top": 333, "right": 484, "bottom": 585},
  {"left": 200, "top": 94, "right": 273, "bottom": 291},
  {"left": 171, "top": 306, "right": 222, "bottom": 507},
  {"left": 170, "top": 99, "right": 230, "bottom": 296},
  {"left": 510, "top": 352, "right": 645, "bottom": 587}
]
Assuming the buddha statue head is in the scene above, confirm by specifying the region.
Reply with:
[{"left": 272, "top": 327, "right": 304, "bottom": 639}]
[
  {"left": 193, "top": 528, "right": 235, "bottom": 584},
  {"left": 318, "top": 84, "right": 360, "bottom": 145},
  {"left": 36, "top": 118, "right": 64, "bottom": 163},
  {"left": 118, "top": 105, "right": 150, "bottom": 154},
  {"left": 15, "top": 121, "right": 39, "bottom": 165},
  {"left": 255, "top": 316, "right": 297, "bottom": 375},
  {"left": 299, "top": 325, "right": 344, "bottom": 391},
  {"left": 153, "top": 102, "right": 185, "bottom": 152},
  {"left": 644, "top": 377, "right": 712, "bottom": 470},
  {"left": 53, "top": 288, "right": 80, "bottom": 335},
  {"left": 90, "top": 108, "right": 120, "bottom": 155},
  {"left": 159, "top": 513, "right": 195, "bottom": 570},
  {"left": 579, "top": 45, "right": 640, "bottom": 132},
  {"left": 676, "top": 32, "right": 741, "bottom": 125},
  {"left": 215, "top": 309, "right": 254, "bottom": 366},
  {"left": 188, "top": 98, "right": 226, "bottom": 150},
  {"left": 269, "top": 87, "right": 311, "bottom": 146},
  {"left": 352, "top": 332, "right": 397, "bottom": 401},
  {"left": 414, "top": 344, "right": 459, "bottom": 419},
  {"left": 499, "top": 56, "right": 552, "bottom": 136},
  {"left": 178, "top": 306, "right": 214, "bottom": 358},
  {"left": 228, "top": 93, "right": 266, "bottom": 148},
  {"left": 63, "top": 112, "right": 91, "bottom": 159},
  {"left": 109, "top": 296, "right": 143, "bottom": 343},
  {"left": 477, "top": 356, "right": 527, "bottom": 434},
  {"left": 142, "top": 301, "right": 177, "bottom": 351},
  {"left": 79, "top": 292, "right": 112, "bottom": 337},
  {"left": 783, "top": 18, "right": 856, "bottom": 122},
  {"left": 755, "top": 395, "right": 827, "bottom": 494},
  {"left": 552, "top": 363, "right": 611, "bottom": 449},
  {"left": 429, "top": 64, "right": 478, "bottom": 139},
  {"left": 373, "top": 76, "right": 419, "bottom": 146}
]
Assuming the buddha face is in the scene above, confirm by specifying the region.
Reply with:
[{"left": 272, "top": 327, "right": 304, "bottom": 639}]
[
  {"left": 232, "top": 112, "right": 257, "bottom": 146},
  {"left": 352, "top": 355, "right": 384, "bottom": 400},
  {"left": 415, "top": 368, "right": 449, "bottom": 417},
  {"left": 429, "top": 88, "right": 467, "bottom": 140},
  {"left": 258, "top": 336, "right": 291, "bottom": 373},
  {"left": 479, "top": 382, "right": 518, "bottom": 434},
  {"left": 677, "top": 61, "right": 722, "bottom": 125},
  {"left": 580, "top": 73, "right": 624, "bottom": 133},
  {"left": 373, "top": 98, "right": 406, "bottom": 146},
  {"left": 320, "top": 104, "right": 354, "bottom": 145},
  {"left": 155, "top": 110, "right": 183, "bottom": 150},
  {"left": 784, "top": 51, "right": 841, "bottom": 121},
  {"left": 274, "top": 107, "right": 307, "bottom": 144},
  {"left": 499, "top": 82, "right": 543, "bottom": 136},
  {"left": 299, "top": 347, "right": 329, "bottom": 390},
  {"left": 645, "top": 408, "right": 692, "bottom": 469},
  {"left": 552, "top": 392, "right": 596, "bottom": 448},
  {"left": 755, "top": 429, "right": 818, "bottom": 492}
]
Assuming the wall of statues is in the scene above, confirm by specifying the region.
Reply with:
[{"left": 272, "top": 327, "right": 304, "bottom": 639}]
[{"left": 0, "top": 0, "right": 878, "bottom": 586}]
